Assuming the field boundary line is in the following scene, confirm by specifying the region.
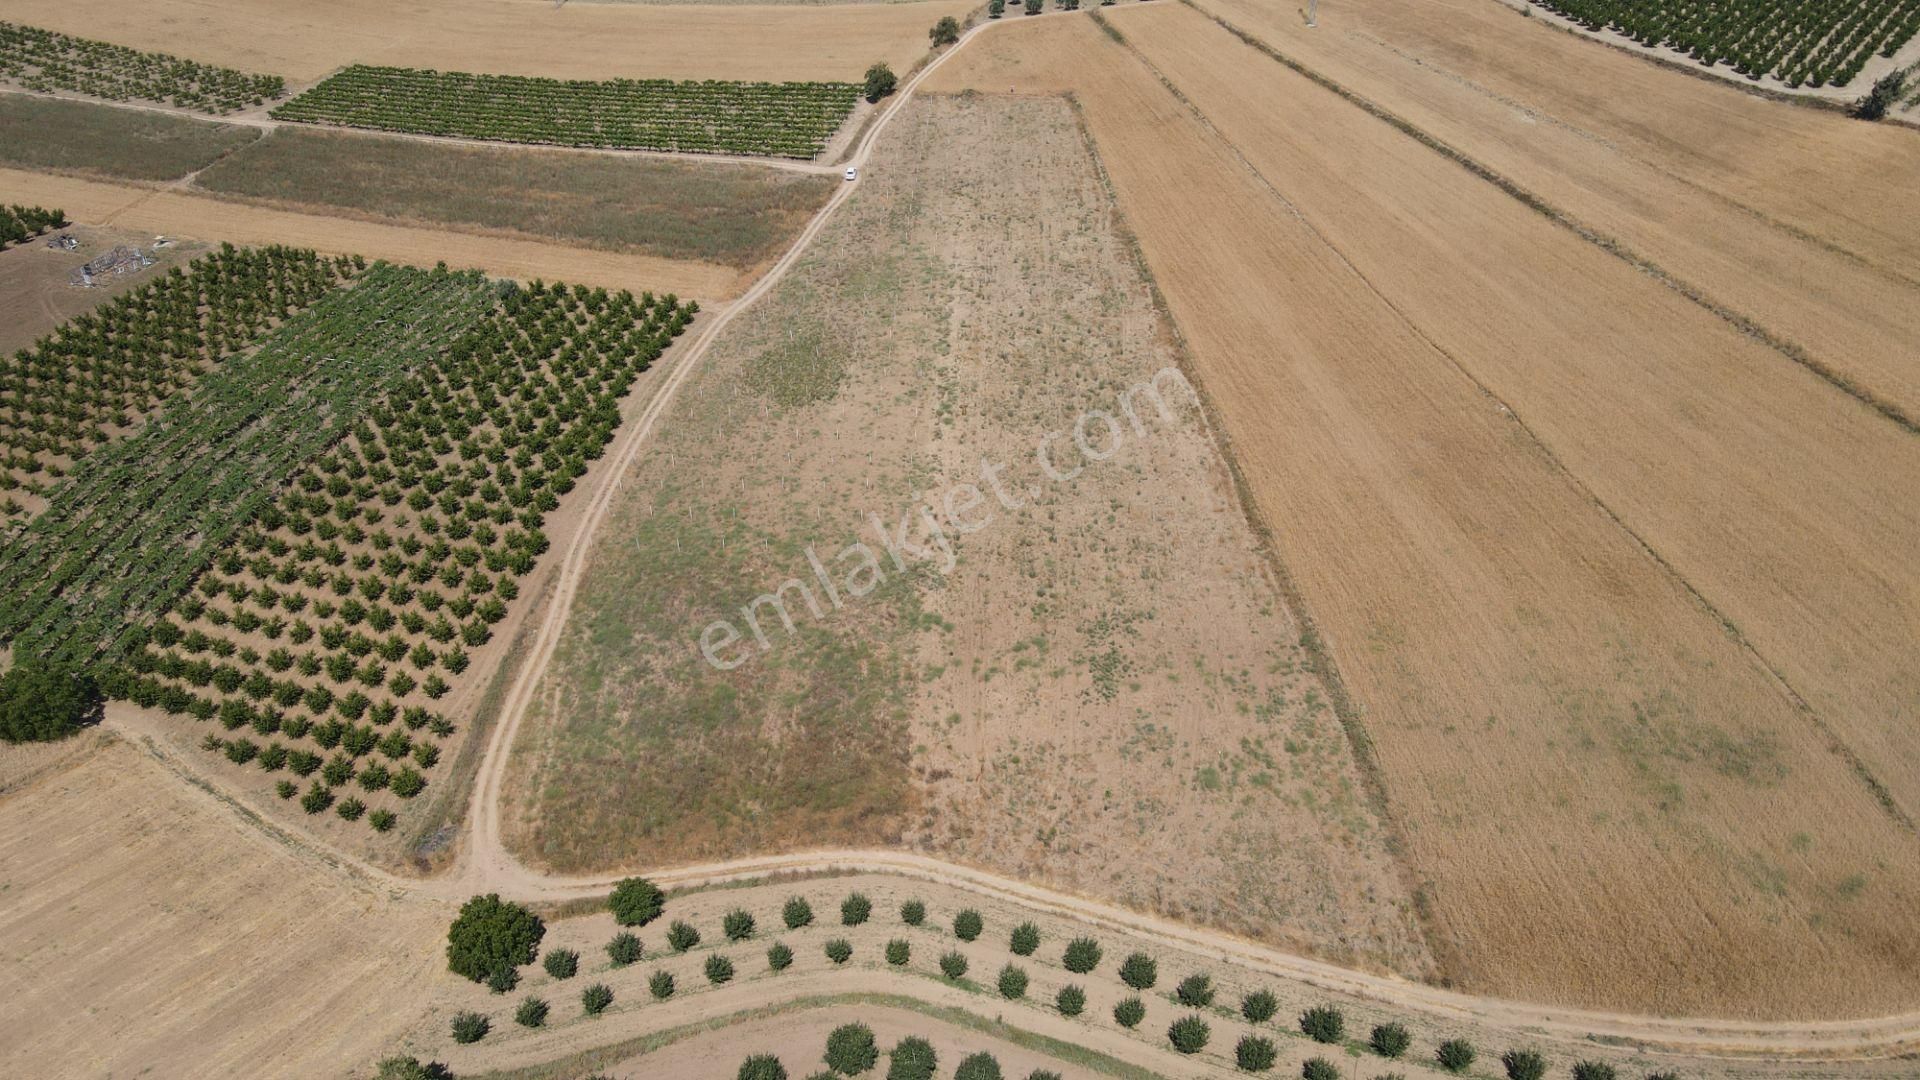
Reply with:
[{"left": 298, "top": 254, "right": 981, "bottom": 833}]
[
  {"left": 1174, "top": 0, "right": 1920, "bottom": 439},
  {"left": 1120, "top": 2, "right": 1915, "bottom": 832}
]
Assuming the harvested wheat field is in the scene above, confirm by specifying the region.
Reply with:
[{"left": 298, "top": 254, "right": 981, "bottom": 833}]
[
  {"left": 928, "top": 12, "right": 1920, "bottom": 1020},
  {"left": 2, "top": 0, "right": 976, "bottom": 84},
  {"left": 500, "top": 91, "right": 1432, "bottom": 975},
  {"left": 0, "top": 737, "right": 448, "bottom": 1078},
  {"left": 0, "top": 166, "right": 743, "bottom": 300}
]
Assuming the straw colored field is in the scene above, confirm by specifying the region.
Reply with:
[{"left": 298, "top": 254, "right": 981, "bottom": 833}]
[
  {"left": 0, "top": 738, "right": 447, "bottom": 1078},
  {"left": 0, "top": 166, "right": 743, "bottom": 300},
  {"left": 193, "top": 127, "right": 835, "bottom": 272},
  {"left": 929, "top": 12, "right": 1920, "bottom": 1020},
  {"left": 500, "top": 92, "right": 1429, "bottom": 974},
  {"left": 0, "top": 0, "right": 977, "bottom": 83}
]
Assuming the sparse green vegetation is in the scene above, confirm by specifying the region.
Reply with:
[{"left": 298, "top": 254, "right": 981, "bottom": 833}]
[
  {"left": 1437, "top": 1039, "right": 1476, "bottom": 1073},
  {"left": 953, "top": 909, "right": 983, "bottom": 941},
  {"left": 1119, "top": 952, "right": 1157, "bottom": 990},
  {"left": 0, "top": 95, "right": 259, "bottom": 181},
  {"left": 1114, "top": 997, "right": 1146, "bottom": 1028},
  {"left": 1237, "top": 1035, "right": 1278, "bottom": 1072},
  {"left": 1370, "top": 1022, "right": 1411, "bottom": 1058},
  {"left": 825, "top": 1022, "right": 879, "bottom": 1075},
  {"left": 449, "top": 1011, "right": 488, "bottom": 1044},
  {"left": 1300, "top": 1005, "right": 1344, "bottom": 1044},
  {"left": 1062, "top": 937, "right": 1101, "bottom": 974},
  {"left": 1168, "top": 1014, "right": 1210, "bottom": 1054},
  {"left": 611, "top": 877, "right": 666, "bottom": 926},
  {"left": 0, "top": 21, "right": 284, "bottom": 112}
]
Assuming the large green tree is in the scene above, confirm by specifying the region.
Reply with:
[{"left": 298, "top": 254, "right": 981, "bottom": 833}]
[
  {"left": 0, "top": 659, "right": 103, "bottom": 743},
  {"left": 446, "top": 894, "right": 545, "bottom": 982}
]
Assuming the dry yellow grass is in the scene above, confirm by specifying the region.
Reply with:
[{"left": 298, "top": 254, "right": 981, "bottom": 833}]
[
  {"left": 2, "top": 0, "right": 977, "bottom": 83},
  {"left": 0, "top": 738, "right": 447, "bottom": 1078},
  {"left": 0, "top": 166, "right": 744, "bottom": 300},
  {"left": 931, "top": 15, "right": 1920, "bottom": 1019}
]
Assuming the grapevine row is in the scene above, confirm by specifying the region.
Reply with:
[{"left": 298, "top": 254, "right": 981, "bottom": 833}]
[
  {"left": 1527, "top": 0, "right": 1920, "bottom": 88},
  {"left": 271, "top": 65, "right": 861, "bottom": 159},
  {"left": 2, "top": 244, "right": 357, "bottom": 516}
]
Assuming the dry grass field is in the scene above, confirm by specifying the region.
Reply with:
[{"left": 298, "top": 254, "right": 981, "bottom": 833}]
[
  {"left": 193, "top": 128, "right": 836, "bottom": 272},
  {"left": 0, "top": 737, "right": 448, "bottom": 1078},
  {"left": 500, "top": 93, "right": 1431, "bottom": 974},
  {"left": 1, "top": 0, "right": 977, "bottom": 83},
  {"left": 0, "top": 166, "right": 744, "bottom": 300},
  {"left": 0, "top": 93, "right": 259, "bottom": 181},
  {"left": 928, "top": 11, "right": 1920, "bottom": 1019}
]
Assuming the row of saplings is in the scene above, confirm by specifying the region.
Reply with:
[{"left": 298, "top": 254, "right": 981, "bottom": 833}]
[
  {"left": 405, "top": 879, "right": 1678, "bottom": 1080},
  {"left": 739, "top": 1023, "right": 1058, "bottom": 1080}
]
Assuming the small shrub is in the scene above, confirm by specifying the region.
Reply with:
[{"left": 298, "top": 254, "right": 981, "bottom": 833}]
[
  {"left": 368, "top": 809, "right": 396, "bottom": 832},
  {"left": 953, "top": 909, "right": 983, "bottom": 941},
  {"left": 450, "top": 1011, "right": 488, "bottom": 1044},
  {"left": 1062, "top": 937, "right": 1101, "bottom": 974},
  {"left": 275, "top": 779, "right": 298, "bottom": 799},
  {"left": 486, "top": 965, "right": 519, "bottom": 993},
  {"left": 1056, "top": 984, "right": 1086, "bottom": 1017},
  {"left": 826, "top": 938, "right": 852, "bottom": 964},
  {"left": 609, "top": 876, "right": 665, "bottom": 927},
  {"left": 886, "top": 938, "right": 911, "bottom": 966},
  {"left": 1300, "top": 1005, "right": 1345, "bottom": 1044},
  {"left": 784, "top": 895, "right": 814, "bottom": 929},
  {"left": 649, "top": 970, "right": 676, "bottom": 999},
  {"left": 939, "top": 951, "right": 969, "bottom": 980},
  {"left": 375, "top": 1056, "right": 453, "bottom": 1080},
  {"left": 768, "top": 941, "right": 795, "bottom": 971},
  {"left": 1501, "top": 1049, "right": 1546, "bottom": 1080},
  {"left": 1370, "top": 1022, "right": 1411, "bottom": 1058},
  {"left": 515, "top": 996, "right": 549, "bottom": 1028},
  {"left": 888, "top": 1035, "right": 937, "bottom": 1080},
  {"left": 301, "top": 781, "right": 334, "bottom": 815},
  {"left": 705, "top": 954, "right": 735, "bottom": 984},
  {"left": 739, "top": 1054, "right": 787, "bottom": 1080},
  {"left": 1176, "top": 973, "right": 1214, "bottom": 1008},
  {"left": 1168, "top": 1014, "right": 1210, "bottom": 1054},
  {"left": 544, "top": 948, "right": 579, "bottom": 979},
  {"left": 824, "top": 1022, "right": 879, "bottom": 1074},
  {"left": 1119, "top": 952, "right": 1157, "bottom": 989},
  {"left": 1303, "top": 1059, "right": 1340, "bottom": 1080},
  {"left": 724, "top": 908, "right": 756, "bottom": 941},
  {"left": 1114, "top": 996, "right": 1146, "bottom": 1028},
  {"left": 607, "top": 932, "right": 642, "bottom": 967},
  {"left": 336, "top": 796, "right": 366, "bottom": 821},
  {"left": 1571, "top": 1063, "right": 1617, "bottom": 1080},
  {"left": 900, "top": 899, "right": 926, "bottom": 926},
  {"left": 1027, "top": 1073, "right": 1062, "bottom": 1080},
  {"left": 1008, "top": 922, "right": 1040, "bottom": 956},
  {"left": 581, "top": 982, "right": 613, "bottom": 1016},
  {"left": 1237, "top": 1035, "right": 1278, "bottom": 1072},
  {"left": 997, "top": 963, "right": 1028, "bottom": 999},
  {"left": 1241, "top": 988, "right": 1279, "bottom": 1023},
  {"left": 1437, "top": 1039, "right": 1475, "bottom": 1073},
  {"left": 842, "top": 892, "right": 873, "bottom": 926},
  {"left": 954, "top": 1053, "right": 1002, "bottom": 1080},
  {"left": 667, "top": 920, "right": 700, "bottom": 952}
]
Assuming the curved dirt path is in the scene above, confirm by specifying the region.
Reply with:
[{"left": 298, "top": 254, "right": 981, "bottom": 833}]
[{"left": 76, "top": 10, "right": 1920, "bottom": 1067}]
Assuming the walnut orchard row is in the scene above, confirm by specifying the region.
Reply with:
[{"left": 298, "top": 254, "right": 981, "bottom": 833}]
[
  {"left": 0, "top": 250, "right": 696, "bottom": 830},
  {"left": 421, "top": 883, "right": 1684, "bottom": 1080}
]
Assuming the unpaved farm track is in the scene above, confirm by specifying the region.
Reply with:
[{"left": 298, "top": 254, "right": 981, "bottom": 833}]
[{"left": 65, "top": 6, "right": 1920, "bottom": 1070}]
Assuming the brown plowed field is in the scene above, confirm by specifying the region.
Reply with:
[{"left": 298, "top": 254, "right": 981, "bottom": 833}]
[
  {"left": 1, "top": 0, "right": 976, "bottom": 83},
  {"left": 928, "top": 11, "right": 1920, "bottom": 1019}
]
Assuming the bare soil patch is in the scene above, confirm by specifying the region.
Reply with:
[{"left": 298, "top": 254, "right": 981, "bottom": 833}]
[
  {"left": 193, "top": 127, "right": 835, "bottom": 273},
  {"left": 0, "top": 221, "right": 210, "bottom": 354},
  {"left": 930, "top": 13, "right": 1920, "bottom": 1019},
  {"left": 500, "top": 92, "right": 1429, "bottom": 977},
  {"left": 1, "top": 0, "right": 978, "bottom": 84},
  {"left": 0, "top": 737, "right": 449, "bottom": 1079}
]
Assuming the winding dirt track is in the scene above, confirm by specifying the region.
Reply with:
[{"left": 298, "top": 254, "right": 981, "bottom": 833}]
[{"left": 82, "top": 10, "right": 1920, "bottom": 1067}]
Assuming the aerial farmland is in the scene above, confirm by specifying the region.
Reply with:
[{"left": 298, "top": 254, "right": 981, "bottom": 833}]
[{"left": 2, "top": 0, "right": 1918, "bottom": 1077}]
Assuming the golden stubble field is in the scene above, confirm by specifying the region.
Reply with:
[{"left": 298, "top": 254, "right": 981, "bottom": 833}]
[
  {"left": 0, "top": 738, "right": 449, "bottom": 1078},
  {"left": 501, "top": 93, "right": 1432, "bottom": 977},
  {"left": 2, "top": 0, "right": 977, "bottom": 83},
  {"left": 927, "top": 10, "right": 1920, "bottom": 1019}
]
